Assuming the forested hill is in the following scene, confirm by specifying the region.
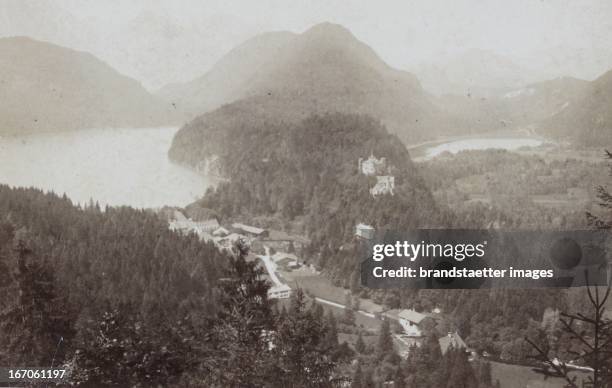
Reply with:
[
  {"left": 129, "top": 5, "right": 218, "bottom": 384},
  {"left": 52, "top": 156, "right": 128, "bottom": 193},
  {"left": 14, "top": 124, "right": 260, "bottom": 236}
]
[
  {"left": 185, "top": 113, "right": 451, "bottom": 285},
  {"left": 0, "top": 185, "right": 349, "bottom": 385},
  {"left": 0, "top": 185, "right": 224, "bottom": 319}
]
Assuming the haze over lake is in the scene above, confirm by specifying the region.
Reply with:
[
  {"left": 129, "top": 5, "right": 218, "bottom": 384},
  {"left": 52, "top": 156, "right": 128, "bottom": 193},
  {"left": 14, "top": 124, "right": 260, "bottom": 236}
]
[{"left": 0, "top": 127, "right": 214, "bottom": 208}]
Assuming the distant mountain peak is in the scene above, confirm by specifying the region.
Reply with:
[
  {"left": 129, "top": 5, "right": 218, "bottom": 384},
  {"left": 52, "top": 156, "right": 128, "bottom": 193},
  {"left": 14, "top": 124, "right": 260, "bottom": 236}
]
[{"left": 303, "top": 22, "right": 354, "bottom": 38}]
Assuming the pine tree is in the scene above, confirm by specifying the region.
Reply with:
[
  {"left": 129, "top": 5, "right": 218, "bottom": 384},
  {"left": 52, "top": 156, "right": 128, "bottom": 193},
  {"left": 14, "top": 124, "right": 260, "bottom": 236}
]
[
  {"left": 208, "top": 243, "right": 275, "bottom": 387},
  {"left": 69, "top": 306, "right": 199, "bottom": 386},
  {"left": 445, "top": 348, "right": 478, "bottom": 388},
  {"left": 344, "top": 293, "right": 356, "bottom": 325},
  {"left": 351, "top": 362, "right": 364, "bottom": 388},
  {"left": 587, "top": 150, "right": 612, "bottom": 228},
  {"left": 477, "top": 360, "right": 493, "bottom": 387},
  {"left": 0, "top": 238, "right": 72, "bottom": 365},
  {"left": 527, "top": 151, "right": 612, "bottom": 388},
  {"left": 393, "top": 364, "right": 406, "bottom": 388},
  {"left": 362, "top": 367, "right": 375, "bottom": 388},
  {"left": 325, "top": 309, "right": 339, "bottom": 347},
  {"left": 355, "top": 331, "right": 366, "bottom": 354},
  {"left": 311, "top": 299, "right": 325, "bottom": 322},
  {"left": 272, "top": 288, "right": 335, "bottom": 387},
  {"left": 377, "top": 319, "right": 394, "bottom": 358}
]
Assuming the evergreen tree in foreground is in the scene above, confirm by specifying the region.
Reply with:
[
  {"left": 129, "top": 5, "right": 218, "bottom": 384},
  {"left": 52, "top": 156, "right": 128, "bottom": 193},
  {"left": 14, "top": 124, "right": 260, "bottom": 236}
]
[
  {"left": 0, "top": 234, "right": 72, "bottom": 366},
  {"left": 355, "top": 331, "right": 366, "bottom": 354},
  {"left": 271, "top": 288, "right": 336, "bottom": 387},
  {"left": 587, "top": 150, "right": 612, "bottom": 229},
  {"left": 376, "top": 319, "right": 394, "bottom": 359},
  {"left": 527, "top": 149, "right": 612, "bottom": 388},
  {"left": 207, "top": 241, "right": 275, "bottom": 387},
  {"left": 69, "top": 305, "right": 200, "bottom": 386}
]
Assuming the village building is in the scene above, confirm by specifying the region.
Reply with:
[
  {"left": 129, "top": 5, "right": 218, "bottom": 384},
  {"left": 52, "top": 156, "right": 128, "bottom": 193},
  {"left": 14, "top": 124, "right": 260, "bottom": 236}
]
[
  {"left": 216, "top": 233, "right": 248, "bottom": 251},
  {"left": 355, "top": 223, "right": 375, "bottom": 240},
  {"left": 267, "top": 284, "right": 292, "bottom": 299},
  {"left": 195, "top": 218, "right": 220, "bottom": 233},
  {"left": 168, "top": 220, "right": 192, "bottom": 233},
  {"left": 439, "top": 332, "right": 468, "bottom": 355},
  {"left": 212, "top": 226, "right": 230, "bottom": 237},
  {"left": 398, "top": 309, "right": 428, "bottom": 337},
  {"left": 370, "top": 175, "right": 395, "bottom": 196},
  {"left": 168, "top": 213, "right": 220, "bottom": 236},
  {"left": 359, "top": 153, "right": 388, "bottom": 176},
  {"left": 262, "top": 230, "right": 310, "bottom": 252},
  {"left": 231, "top": 223, "right": 269, "bottom": 238}
]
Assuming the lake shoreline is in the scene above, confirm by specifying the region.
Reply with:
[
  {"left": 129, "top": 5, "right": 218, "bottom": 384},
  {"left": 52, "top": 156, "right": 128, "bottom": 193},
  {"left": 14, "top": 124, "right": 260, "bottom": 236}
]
[
  {"left": 0, "top": 127, "right": 216, "bottom": 209},
  {"left": 408, "top": 129, "right": 551, "bottom": 161}
]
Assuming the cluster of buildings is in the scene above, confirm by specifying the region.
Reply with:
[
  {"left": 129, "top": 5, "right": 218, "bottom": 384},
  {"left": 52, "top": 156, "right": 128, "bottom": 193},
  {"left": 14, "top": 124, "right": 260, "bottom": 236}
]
[
  {"left": 168, "top": 211, "right": 302, "bottom": 300},
  {"left": 394, "top": 308, "right": 468, "bottom": 356},
  {"left": 358, "top": 153, "right": 395, "bottom": 197},
  {"left": 168, "top": 211, "right": 269, "bottom": 254}
]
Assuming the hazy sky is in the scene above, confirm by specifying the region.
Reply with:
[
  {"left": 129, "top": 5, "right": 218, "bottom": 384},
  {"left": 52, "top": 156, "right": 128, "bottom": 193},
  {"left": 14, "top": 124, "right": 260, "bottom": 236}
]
[{"left": 2, "top": 0, "right": 612, "bottom": 89}]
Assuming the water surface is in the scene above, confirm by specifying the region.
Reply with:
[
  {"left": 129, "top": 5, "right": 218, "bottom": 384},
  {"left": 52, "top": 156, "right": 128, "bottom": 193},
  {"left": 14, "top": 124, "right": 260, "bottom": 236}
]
[
  {"left": 0, "top": 127, "right": 213, "bottom": 208},
  {"left": 424, "top": 137, "right": 544, "bottom": 159}
]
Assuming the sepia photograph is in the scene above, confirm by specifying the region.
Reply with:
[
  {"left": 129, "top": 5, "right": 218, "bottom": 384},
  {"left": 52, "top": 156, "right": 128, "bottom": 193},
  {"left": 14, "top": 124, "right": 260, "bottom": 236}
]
[{"left": 0, "top": 1, "right": 611, "bottom": 387}]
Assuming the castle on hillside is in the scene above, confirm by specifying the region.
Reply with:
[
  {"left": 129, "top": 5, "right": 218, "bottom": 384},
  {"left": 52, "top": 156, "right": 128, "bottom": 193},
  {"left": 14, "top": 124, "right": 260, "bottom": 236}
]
[
  {"left": 359, "top": 153, "right": 395, "bottom": 196},
  {"left": 358, "top": 153, "right": 388, "bottom": 176},
  {"left": 370, "top": 176, "right": 395, "bottom": 196}
]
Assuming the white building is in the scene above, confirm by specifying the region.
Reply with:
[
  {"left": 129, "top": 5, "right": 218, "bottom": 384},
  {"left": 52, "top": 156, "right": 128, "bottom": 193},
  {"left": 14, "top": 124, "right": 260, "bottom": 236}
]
[
  {"left": 359, "top": 154, "right": 387, "bottom": 176},
  {"left": 232, "top": 223, "right": 269, "bottom": 238},
  {"left": 370, "top": 175, "right": 395, "bottom": 196},
  {"left": 168, "top": 220, "right": 193, "bottom": 233},
  {"left": 212, "top": 226, "right": 230, "bottom": 237},
  {"left": 196, "top": 219, "right": 220, "bottom": 233},
  {"left": 268, "top": 284, "right": 292, "bottom": 299},
  {"left": 355, "top": 223, "right": 375, "bottom": 240},
  {"left": 398, "top": 309, "right": 427, "bottom": 337}
]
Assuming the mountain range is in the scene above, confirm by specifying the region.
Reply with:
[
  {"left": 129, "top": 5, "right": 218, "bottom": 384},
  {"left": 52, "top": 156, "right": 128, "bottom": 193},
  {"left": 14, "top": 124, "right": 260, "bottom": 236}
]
[
  {"left": 163, "top": 22, "right": 472, "bottom": 147},
  {"left": 2, "top": 22, "right": 610, "bottom": 147},
  {"left": 539, "top": 70, "right": 612, "bottom": 146},
  {"left": 413, "top": 49, "right": 541, "bottom": 97},
  {"left": 0, "top": 37, "right": 177, "bottom": 134}
]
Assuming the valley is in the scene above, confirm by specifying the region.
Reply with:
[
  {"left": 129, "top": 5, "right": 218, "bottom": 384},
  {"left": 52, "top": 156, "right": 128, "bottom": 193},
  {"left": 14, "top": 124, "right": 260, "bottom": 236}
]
[{"left": 1, "top": 8, "right": 611, "bottom": 386}]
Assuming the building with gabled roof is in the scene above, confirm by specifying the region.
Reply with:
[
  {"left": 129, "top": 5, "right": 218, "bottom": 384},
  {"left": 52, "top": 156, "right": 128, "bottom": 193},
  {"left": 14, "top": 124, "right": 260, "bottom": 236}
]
[
  {"left": 196, "top": 218, "right": 220, "bottom": 233},
  {"left": 268, "top": 284, "right": 292, "bottom": 299},
  {"left": 231, "top": 223, "right": 269, "bottom": 237},
  {"left": 355, "top": 223, "right": 375, "bottom": 240},
  {"left": 212, "top": 226, "right": 230, "bottom": 237},
  {"left": 398, "top": 309, "right": 428, "bottom": 337},
  {"left": 439, "top": 332, "right": 468, "bottom": 355}
]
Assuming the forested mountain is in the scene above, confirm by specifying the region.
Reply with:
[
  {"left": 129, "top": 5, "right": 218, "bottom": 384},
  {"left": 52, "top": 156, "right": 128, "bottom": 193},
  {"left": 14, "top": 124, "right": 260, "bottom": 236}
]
[
  {"left": 0, "top": 185, "right": 223, "bottom": 318},
  {"left": 0, "top": 37, "right": 177, "bottom": 134},
  {"left": 183, "top": 113, "right": 449, "bottom": 283},
  {"left": 0, "top": 185, "right": 347, "bottom": 386},
  {"left": 162, "top": 23, "right": 463, "bottom": 144},
  {"left": 540, "top": 69, "right": 612, "bottom": 146}
]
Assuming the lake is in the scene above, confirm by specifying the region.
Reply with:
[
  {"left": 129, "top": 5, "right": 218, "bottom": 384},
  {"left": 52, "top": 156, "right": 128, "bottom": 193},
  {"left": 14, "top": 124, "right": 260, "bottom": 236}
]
[
  {"left": 0, "top": 127, "right": 215, "bottom": 208},
  {"left": 419, "top": 136, "right": 544, "bottom": 160}
]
